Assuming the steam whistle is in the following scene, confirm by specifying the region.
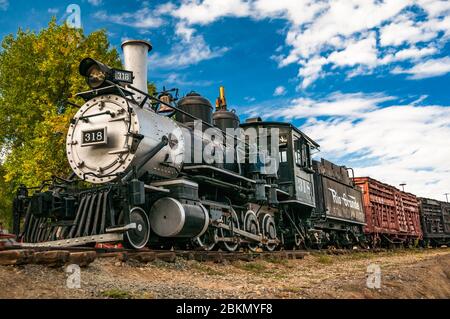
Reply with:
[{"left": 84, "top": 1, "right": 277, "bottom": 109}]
[{"left": 215, "top": 86, "right": 227, "bottom": 111}]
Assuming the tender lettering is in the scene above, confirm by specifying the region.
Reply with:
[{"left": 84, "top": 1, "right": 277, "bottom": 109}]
[{"left": 328, "top": 188, "right": 361, "bottom": 210}]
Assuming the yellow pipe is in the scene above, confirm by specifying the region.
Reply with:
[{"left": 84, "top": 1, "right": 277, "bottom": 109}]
[{"left": 219, "top": 86, "right": 227, "bottom": 109}]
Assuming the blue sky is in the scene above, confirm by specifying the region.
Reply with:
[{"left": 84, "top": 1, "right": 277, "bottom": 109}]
[{"left": 0, "top": 0, "right": 449, "bottom": 199}]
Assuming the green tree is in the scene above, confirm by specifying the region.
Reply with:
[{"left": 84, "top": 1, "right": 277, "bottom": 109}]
[
  {"left": 0, "top": 19, "right": 122, "bottom": 229},
  {"left": 0, "top": 167, "right": 13, "bottom": 231}
]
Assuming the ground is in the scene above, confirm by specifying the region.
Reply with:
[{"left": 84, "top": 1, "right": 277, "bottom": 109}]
[{"left": 0, "top": 248, "right": 449, "bottom": 299}]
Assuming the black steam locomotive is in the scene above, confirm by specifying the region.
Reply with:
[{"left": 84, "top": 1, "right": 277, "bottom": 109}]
[{"left": 11, "top": 40, "right": 371, "bottom": 251}]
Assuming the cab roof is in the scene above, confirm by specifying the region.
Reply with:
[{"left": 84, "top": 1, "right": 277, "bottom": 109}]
[{"left": 240, "top": 120, "right": 320, "bottom": 148}]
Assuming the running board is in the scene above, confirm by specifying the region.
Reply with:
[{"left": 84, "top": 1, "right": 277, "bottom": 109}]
[{"left": 20, "top": 233, "right": 123, "bottom": 248}]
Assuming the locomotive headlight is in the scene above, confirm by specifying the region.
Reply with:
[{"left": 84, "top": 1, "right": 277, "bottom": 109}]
[
  {"left": 79, "top": 58, "right": 110, "bottom": 89},
  {"left": 79, "top": 57, "right": 134, "bottom": 89},
  {"left": 87, "top": 65, "right": 106, "bottom": 89}
]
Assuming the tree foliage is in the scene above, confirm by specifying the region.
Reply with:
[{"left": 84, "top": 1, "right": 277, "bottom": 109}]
[{"left": 0, "top": 20, "right": 122, "bottom": 228}]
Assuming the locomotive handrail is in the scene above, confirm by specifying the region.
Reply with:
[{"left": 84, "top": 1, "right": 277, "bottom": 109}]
[{"left": 78, "top": 110, "right": 116, "bottom": 122}]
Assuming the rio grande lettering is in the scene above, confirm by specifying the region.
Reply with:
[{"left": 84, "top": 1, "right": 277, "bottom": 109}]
[{"left": 328, "top": 188, "right": 361, "bottom": 210}]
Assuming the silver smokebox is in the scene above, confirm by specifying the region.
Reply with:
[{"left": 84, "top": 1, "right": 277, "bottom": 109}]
[{"left": 67, "top": 39, "right": 187, "bottom": 184}]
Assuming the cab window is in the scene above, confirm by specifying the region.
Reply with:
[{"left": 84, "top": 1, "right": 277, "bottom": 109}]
[
  {"left": 294, "top": 138, "right": 310, "bottom": 168},
  {"left": 279, "top": 134, "right": 288, "bottom": 163},
  {"left": 279, "top": 149, "right": 287, "bottom": 163}
]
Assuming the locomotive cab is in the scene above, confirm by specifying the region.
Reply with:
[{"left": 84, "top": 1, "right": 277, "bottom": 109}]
[{"left": 240, "top": 119, "right": 318, "bottom": 208}]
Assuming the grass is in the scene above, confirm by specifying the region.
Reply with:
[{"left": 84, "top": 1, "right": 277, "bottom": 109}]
[
  {"left": 316, "top": 255, "right": 333, "bottom": 265},
  {"left": 191, "top": 262, "right": 225, "bottom": 276},
  {"left": 261, "top": 272, "right": 288, "bottom": 280},
  {"left": 265, "top": 256, "right": 290, "bottom": 266},
  {"left": 343, "top": 251, "right": 374, "bottom": 260},
  {"left": 233, "top": 261, "right": 267, "bottom": 272},
  {"left": 101, "top": 289, "right": 133, "bottom": 299}
]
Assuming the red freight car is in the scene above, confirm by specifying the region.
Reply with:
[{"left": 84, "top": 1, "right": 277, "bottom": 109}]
[{"left": 353, "top": 177, "right": 422, "bottom": 247}]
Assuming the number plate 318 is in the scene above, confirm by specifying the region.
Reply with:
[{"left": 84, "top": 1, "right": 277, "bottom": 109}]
[{"left": 81, "top": 128, "right": 107, "bottom": 146}]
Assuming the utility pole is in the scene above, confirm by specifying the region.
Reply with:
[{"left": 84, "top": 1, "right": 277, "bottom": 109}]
[
  {"left": 399, "top": 183, "right": 406, "bottom": 192},
  {"left": 445, "top": 193, "right": 449, "bottom": 203}
]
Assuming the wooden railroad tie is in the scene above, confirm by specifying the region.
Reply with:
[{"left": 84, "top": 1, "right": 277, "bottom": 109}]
[
  {"left": 68, "top": 251, "right": 97, "bottom": 267},
  {"left": 33, "top": 250, "right": 71, "bottom": 267},
  {"left": 0, "top": 248, "right": 309, "bottom": 266},
  {"left": 0, "top": 249, "right": 34, "bottom": 266}
]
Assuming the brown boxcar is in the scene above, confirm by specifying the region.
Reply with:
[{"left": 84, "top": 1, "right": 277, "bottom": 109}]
[
  {"left": 353, "top": 177, "right": 422, "bottom": 247},
  {"left": 418, "top": 197, "right": 450, "bottom": 246}
]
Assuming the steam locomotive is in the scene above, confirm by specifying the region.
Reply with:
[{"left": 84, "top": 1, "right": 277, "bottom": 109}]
[{"left": 11, "top": 40, "right": 449, "bottom": 250}]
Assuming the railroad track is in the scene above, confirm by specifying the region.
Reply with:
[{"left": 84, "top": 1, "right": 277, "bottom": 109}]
[{"left": 0, "top": 244, "right": 391, "bottom": 267}]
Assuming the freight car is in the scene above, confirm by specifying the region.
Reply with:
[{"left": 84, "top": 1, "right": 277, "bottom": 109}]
[
  {"left": 418, "top": 198, "right": 450, "bottom": 246},
  {"left": 353, "top": 177, "right": 422, "bottom": 247}
]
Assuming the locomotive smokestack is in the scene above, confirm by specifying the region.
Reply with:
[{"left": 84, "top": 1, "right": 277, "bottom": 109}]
[{"left": 121, "top": 39, "right": 152, "bottom": 102}]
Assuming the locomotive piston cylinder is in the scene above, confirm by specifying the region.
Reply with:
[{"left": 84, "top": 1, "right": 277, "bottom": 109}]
[{"left": 149, "top": 197, "right": 209, "bottom": 238}]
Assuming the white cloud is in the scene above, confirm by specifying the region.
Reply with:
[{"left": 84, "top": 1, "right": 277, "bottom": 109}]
[
  {"left": 416, "top": 0, "right": 450, "bottom": 18},
  {"left": 273, "top": 86, "right": 286, "bottom": 96},
  {"left": 0, "top": 0, "right": 8, "bottom": 11},
  {"left": 164, "top": 1, "right": 450, "bottom": 88},
  {"left": 87, "top": 0, "right": 102, "bottom": 6},
  {"left": 150, "top": 34, "right": 229, "bottom": 69},
  {"left": 175, "top": 22, "right": 196, "bottom": 42},
  {"left": 379, "top": 17, "right": 438, "bottom": 47},
  {"left": 263, "top": 91, "right": 450, "bottom": 199},
  {"left": 95, "top": 3, "right": 229, "bottom": 68},
  {"left": 268, "top": 92, "right": 394, "bottom": 119},
  {"left": 94, "top": 7, "right": 164, "bottom": 28},
  {"left": 380, "top": 46, "right": 437, "bottom": 64},
  {"left": 172, "top": 0, "right": 251, "bottom": 25},
  {"left": 327, "top": 34, "right": 378, "bottom": 67},
  {"left": 298, "top": 56, "right": 328, "bottom": 89},
  {"left": 95, "top": 1, "right": 450, "bottom": 83},
  {"left": 252, "top": 0, "right": 327, "bottom": 25},
  {"left": 392, "top": 57, "right": 450, "bottom": 79}
]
